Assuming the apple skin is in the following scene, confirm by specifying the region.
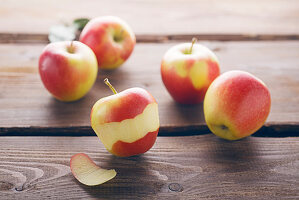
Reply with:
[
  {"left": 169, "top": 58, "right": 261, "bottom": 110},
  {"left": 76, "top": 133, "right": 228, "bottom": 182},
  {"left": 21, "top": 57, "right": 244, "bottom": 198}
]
[
  {"left": 39, "top": 41, "right": 98, "bottom": 102},
  {"left": 70, "top": 153, "right": 116, "bottom": 186},
  {"left": 80, "top": 16, "right": 136, "bottom": 70},
  {"left": 91, "top": 87, "right": 159, "bottom": 157},
  {"left": 204, "top": 70, "right": 271, "bottom": 140},
  {"left": 161, "top": 43, "right": 220, "bottom": 104}
]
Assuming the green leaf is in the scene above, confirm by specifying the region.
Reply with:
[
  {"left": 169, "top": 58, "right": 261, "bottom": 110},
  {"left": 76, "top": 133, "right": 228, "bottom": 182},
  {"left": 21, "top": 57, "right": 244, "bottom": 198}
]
[{"left": 73, "top": 18, "right": 90, "bottom": 31}]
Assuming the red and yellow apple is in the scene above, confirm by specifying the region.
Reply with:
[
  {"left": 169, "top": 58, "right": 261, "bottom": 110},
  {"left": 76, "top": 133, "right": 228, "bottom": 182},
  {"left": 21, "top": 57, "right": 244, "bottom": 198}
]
[
  {"left": 91, "top": 79, "right": 159, "bottom": 157},
  {"left": 70, "top": 153, "right": 116, "bottom": 186},
  {"left": 204, "top": 70, "right": 271, "bottom": 140},
  {"left": 161, "top": 38, "right": 220, "bottom": 104},
  {"left": 39, "top": 41, "right": 98, "bottom": 102},
  {"left": 80, "top": 16, "right": 136, "bottom": 70}
]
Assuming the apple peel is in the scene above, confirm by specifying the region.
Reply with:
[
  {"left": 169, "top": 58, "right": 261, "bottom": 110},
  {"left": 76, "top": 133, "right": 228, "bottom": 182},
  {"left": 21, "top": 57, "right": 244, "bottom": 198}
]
[{"left": 70, "top": 153, "right": 116, "bottom": 186}]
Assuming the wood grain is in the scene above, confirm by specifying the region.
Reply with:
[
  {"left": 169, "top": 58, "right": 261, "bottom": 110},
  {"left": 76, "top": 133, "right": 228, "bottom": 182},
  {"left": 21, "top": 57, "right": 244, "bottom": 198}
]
[
  {"left": 1, "top": 33, "right": 299, "bottom": 44},
  {"left": 0, "top": 0, "right": 298, "bottom": 35},
  {"left": 0, "top": 41, "right": 299, "bottom": 136},
  {"left": 0, "top": 135, "right": 298, "bottom": 199}
]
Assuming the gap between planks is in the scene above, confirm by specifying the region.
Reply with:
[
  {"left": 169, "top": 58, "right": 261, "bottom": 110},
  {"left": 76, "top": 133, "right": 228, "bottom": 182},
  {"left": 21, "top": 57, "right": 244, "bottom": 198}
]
[
  {"left": 1, "top": 123, "right": 299, "bottom": 137},
  {"left": 1, "top": 33, "right": 299, "bottom": 44}
]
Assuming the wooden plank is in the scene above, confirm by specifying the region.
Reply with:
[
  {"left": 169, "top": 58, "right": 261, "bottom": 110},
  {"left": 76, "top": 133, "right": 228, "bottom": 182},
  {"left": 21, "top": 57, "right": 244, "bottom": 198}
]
[
  {"left": 0, "top": 0, "right": 298, "bottom": 35},
  {"left": 0, "top": 135, "right": 298, "bottom": 199},
  {"left": 1, "top": 33, "right": 299, "bottom": 44},
  {"left": 0, "top": 41, "right": 299, "bottom": 136}
]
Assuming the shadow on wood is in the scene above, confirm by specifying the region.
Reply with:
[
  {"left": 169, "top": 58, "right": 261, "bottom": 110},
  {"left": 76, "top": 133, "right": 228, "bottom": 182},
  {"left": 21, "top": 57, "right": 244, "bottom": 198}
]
[
  {"left": 76, "top": 154, "right": 167, "bottom": 198},
  {"left": 206, "top": 137, "right": 265, "bottom": 173}
]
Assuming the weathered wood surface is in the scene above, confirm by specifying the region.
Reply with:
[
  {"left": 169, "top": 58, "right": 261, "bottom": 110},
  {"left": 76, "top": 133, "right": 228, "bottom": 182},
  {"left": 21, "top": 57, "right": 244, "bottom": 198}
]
[
  {"left": 0, "top": 41, "right": 299, "bottom": 135},
  {"left": 0, "top": 0, "right": 298, "bottom": 36},
  {"left": 0, "top": 135, "right": 298, "bottom": 199},
  {"left": 2, "top": 33, "right": 299, "bottom": 44}
]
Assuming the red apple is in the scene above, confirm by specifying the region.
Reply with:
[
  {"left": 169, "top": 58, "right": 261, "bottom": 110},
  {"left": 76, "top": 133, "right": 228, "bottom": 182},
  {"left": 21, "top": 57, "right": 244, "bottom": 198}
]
[
  {"left": 91, "top": 79, "right": 159, "bottom": 157},
  {"left": 161, "top": 38, "right": 220, "bottom": 104},
  {"left": 70, "top": 153, "right": 116, "bottom": 186},
  {"left": 204, "top": 70, "right": 271, "bottom": 140},
  {"left": 80, "top": 16, "right": 136, "bottom": 70},
  {"left": 39, "top": 41, "right": 98, "bottom": 102}
]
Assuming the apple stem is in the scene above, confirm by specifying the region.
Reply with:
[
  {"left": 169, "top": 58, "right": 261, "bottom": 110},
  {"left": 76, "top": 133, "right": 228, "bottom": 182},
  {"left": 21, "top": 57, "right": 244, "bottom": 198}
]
[
  {"left": 104, "top": 78, "right": 118, "bottom": 94},
  {"left": 67, "top": 41, "right": 75, "bottom": 54},
  {"left": 189, "top": 37, "right": 198, "bottom": 54}
]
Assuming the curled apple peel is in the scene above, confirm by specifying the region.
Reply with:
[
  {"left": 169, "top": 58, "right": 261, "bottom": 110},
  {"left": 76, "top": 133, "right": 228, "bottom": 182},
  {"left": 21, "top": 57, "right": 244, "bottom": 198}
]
[{"left": 70, "top": 153, "right": 116, "bottom": 186}]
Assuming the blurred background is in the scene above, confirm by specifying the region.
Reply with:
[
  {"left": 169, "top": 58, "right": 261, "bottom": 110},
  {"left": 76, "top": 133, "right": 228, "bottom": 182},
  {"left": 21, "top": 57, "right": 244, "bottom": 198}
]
[{"left": 0, "top": 0, "right": 298, "bottom": 37}]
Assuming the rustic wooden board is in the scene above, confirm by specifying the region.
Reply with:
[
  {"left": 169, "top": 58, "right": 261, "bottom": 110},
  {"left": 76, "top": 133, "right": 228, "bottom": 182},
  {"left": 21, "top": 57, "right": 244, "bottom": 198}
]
[
  {"left": 0, "top": 135, "right": 298, "bottom": 199},
  {"left": 0, "top": 0, "right": 298, "bottom": 36},
  {"left": 0, "top": 41, "right": 299, "bottom": 136},
  {"left": 2, "top": 33, "right": 299, "bottom": 44}
]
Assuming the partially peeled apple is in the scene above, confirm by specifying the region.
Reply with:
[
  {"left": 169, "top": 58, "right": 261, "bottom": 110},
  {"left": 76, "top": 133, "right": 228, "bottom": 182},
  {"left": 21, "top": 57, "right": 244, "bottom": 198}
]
[{"left": 91, "top": 79, "right": 160, "bottom": 157}]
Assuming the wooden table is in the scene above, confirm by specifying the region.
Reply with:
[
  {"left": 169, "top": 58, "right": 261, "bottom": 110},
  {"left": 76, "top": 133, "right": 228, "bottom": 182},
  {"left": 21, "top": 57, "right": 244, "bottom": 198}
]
[{"left": 0, "top": 0, "right": 298, "bottom": 199}]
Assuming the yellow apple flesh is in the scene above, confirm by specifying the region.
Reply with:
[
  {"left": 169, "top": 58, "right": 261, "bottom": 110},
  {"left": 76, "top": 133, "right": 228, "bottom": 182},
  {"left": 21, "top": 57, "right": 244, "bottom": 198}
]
[{"left": 70, "top": 153, "right": 116, "bottom": 186}]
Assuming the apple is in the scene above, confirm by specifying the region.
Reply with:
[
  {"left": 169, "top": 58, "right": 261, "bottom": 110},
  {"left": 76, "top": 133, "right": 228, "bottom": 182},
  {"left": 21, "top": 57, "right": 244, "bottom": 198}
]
[
  {"left": 80, "top": 16, "right": 136, "bottom": 70},
  {"left": 39, "top": 41, "right": 98, "bottom": 102},
  {"left": 204, "top": 70, "right": 271, "bottom": 140},
  {"left": 161, "top": 38, "right": 220, "bottom": 104},
  {"left": 70, "top": 153, "right": 116, "bottom": 186},
  {"left": 91, "top": 79, "right": 159, "bottom": 157}
]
